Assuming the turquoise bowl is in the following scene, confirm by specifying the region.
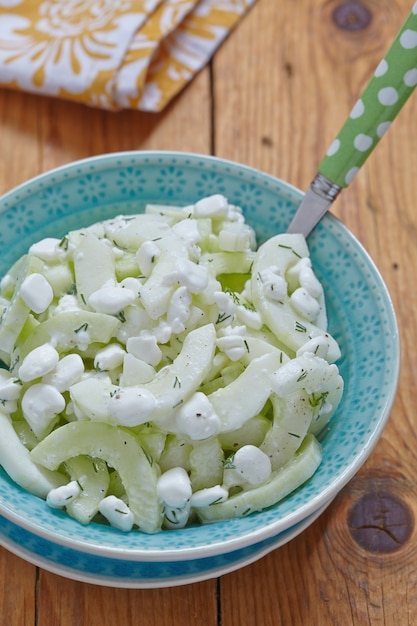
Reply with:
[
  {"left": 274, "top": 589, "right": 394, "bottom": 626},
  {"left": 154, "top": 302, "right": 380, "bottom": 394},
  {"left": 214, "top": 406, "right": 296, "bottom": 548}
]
[{"left": 0, "top": 152, "right": 399, "bottom": 587}]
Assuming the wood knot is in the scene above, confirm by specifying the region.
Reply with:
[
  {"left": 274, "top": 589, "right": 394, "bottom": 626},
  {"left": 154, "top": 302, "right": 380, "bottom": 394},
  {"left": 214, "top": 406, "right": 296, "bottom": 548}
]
[
  {"left": 261, "top": 136, "right": 274, "bottom": 148},
  {"left": 332, "top": 1, "right": 372, "bottom": 31},
  {"left": 348, "top": 491, "right": 414, "bottom": 553}
]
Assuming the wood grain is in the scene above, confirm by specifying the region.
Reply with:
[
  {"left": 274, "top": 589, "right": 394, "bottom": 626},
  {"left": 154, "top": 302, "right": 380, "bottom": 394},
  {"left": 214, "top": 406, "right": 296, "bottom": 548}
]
[
  {"left": 214, "top": 1, "right": 417, "bottom": 624},
  {"left": 0, "top": 68, "right": 211, "bottom": 193},
  {"left": 0, "top": 550, "right": 35, "bottom": 625},
  {"left": 1, "top": 0, "right": 417, "bottom": 624},
  {"left": 35, "top": 573, "right": 218, "bottom": 626}
]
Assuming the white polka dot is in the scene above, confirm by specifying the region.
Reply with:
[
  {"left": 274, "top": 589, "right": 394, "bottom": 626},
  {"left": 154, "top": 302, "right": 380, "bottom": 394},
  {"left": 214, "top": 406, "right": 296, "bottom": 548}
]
[
  {"left": 350, "top": 99, "right": 364, "bottom": 119},
  {"left": 326, "top": 139, "right": 340, "bottom": 156},
  {"left": 400, "top": 29, "right": 417, "bottom": 49},
  {"left": 345, "top": 167, "right": 359, "bottom": 185},
  {"left": 378, "top": 87, "right": 398, "bottom": 106},
  {"left": 376, "top": 121, "right": 391, "bottom": 138},
  {"left": 374, "top": 59, "right": 388, "bottom": 77},
  {"left": 354, "top": 134, "right": 373, "bottom": 152},
  {"left": 404, "top": 68, "right": 417, "bottom": 87}
]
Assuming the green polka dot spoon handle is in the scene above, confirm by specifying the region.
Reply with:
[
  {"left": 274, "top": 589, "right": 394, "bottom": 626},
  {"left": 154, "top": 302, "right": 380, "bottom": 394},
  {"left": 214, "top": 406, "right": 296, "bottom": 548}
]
[{"left": 288, "top": 2, "right": 417, "bottom": 235}]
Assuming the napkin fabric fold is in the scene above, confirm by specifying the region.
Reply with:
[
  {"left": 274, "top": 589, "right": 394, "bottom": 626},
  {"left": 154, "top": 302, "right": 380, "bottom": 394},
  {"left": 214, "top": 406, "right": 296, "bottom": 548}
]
[{"left": 0, "top": 0, "right": 255, "bottom": 111}]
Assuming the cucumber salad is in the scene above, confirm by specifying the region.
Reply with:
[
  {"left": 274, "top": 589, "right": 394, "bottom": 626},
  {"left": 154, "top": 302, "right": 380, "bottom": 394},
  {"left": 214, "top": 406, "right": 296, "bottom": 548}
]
[{"left": 0, "top": 194, "right": 343, "bottom": 533}]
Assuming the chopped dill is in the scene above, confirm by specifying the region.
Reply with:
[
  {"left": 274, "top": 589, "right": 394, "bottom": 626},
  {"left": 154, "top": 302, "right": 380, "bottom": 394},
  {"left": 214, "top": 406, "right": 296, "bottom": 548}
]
[
  {"left": 295, "top": 321, "right": 307, "bottom": 333},
  {"left": 58, "top": 236, "right": 69, "bottom": 250},
  {"left": 297, "top": 370, "right": 308, "bottom": 382},
  {"left": 74, "top": 322, "right": 88, "bottom": 333},
  {"left": 278, "top": 243, "right": 302, "bottom": 258},
  {"left": 116, "top": 310, "right": 126, "bottom": 323},
  {"left": 216, "top": 312, "right": 232, "bottom": 324}
]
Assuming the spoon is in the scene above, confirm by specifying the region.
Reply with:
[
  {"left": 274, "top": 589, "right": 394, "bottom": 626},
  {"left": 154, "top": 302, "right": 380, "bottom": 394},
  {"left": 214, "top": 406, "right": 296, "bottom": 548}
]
[{"left": 287, "top": 3, "right": 417, "bottom": 236}]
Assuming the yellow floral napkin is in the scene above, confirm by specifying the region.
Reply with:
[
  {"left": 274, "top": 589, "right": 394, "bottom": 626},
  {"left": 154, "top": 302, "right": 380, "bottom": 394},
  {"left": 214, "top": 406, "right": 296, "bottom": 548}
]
[{"left": 0, "top": 0, "right": 255, "bottom": 111}]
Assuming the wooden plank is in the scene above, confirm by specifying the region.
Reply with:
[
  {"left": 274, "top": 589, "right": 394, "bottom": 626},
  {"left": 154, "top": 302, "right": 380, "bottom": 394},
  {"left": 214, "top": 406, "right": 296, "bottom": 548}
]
[
  {"left": 0, "top": 67, "right": 211, "bottom": 181},
  {"left": 221, "top": 468, "right": 417, "bottom": 625},
  {"left": 36, "top": 572, "right": 218, "bottom": 626},
  {"left": 214, "top": 0, "right": 417, "bottom": 624},
  {"left": 0, "top": 547, "right": 36, "bottom": 626},
  {"left": 0, "top": 89, "right": 42, "bottom": 195},
  {"left": 39, "top": 66, "right": 210, "bottom": 172},
  {"left": 0, "top": 87, "right": 42, "bottom": 626}
]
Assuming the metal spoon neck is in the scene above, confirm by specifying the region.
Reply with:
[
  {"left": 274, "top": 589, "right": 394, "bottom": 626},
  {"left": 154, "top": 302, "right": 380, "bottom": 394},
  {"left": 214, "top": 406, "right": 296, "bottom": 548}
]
[{"left": 311, "top": 173, "right": 341, "bottom": 203}]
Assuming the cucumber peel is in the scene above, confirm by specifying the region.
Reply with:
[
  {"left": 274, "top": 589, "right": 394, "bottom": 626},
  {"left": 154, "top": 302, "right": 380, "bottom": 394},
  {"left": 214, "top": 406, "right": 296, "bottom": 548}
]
[
  {"left": 12, "top": 310, "right": 120, "bottom": 370},
  {"left": 196, "top": 434, "right": 322, "bottom": 522},
  {"left": 30, "top": 421, "right": 163, "bottom": 533}
]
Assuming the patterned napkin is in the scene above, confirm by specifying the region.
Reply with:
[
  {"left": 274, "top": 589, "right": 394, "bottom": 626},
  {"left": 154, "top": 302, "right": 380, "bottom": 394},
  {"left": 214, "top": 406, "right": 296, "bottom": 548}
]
[{"left": 0, "top": 0, "right": 255, "bottom": 111}]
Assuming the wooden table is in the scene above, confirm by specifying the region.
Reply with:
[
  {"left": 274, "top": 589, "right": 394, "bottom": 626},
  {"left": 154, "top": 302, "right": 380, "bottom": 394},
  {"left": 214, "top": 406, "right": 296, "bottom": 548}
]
[{"left": 0, "top": 1, "right": 416, "bottom": 624}]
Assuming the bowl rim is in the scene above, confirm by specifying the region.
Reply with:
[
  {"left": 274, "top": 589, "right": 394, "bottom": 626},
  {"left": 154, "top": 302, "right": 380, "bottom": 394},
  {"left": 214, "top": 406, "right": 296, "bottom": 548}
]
[
  {"left": 0, "top": 499, "right": 332, "bottom": 588},
  {"left": 0, "top": 149, "right": 306, "bottom": 205},
  {"left": 0, "top": 150, "right": 401, "bottom": 561}
]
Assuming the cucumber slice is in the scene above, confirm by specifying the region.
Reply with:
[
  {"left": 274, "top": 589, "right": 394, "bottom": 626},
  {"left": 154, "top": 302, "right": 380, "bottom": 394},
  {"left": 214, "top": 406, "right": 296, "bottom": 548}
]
[
  {"left": 64, "top": 456, "right": 110, "bottom": 524},
  {"left": 189, "top": 437, "right": 224, "bottom": 491},
  {"left": 115, "top": 251, "right": 140, "bottom": 281},
  {"left": 159, "top": 434, "right": 192, "bottom": 473},
  {"left": 0, "top": 255, "right": 46, "bottom": 366},
  {"left": 0, "top": 410, "right": 65, "bottom": 498},
  {"left": 13, "top": 310, "right": 120, "bottom": 370},
  {"left": 208, "top": 347, "right": 286, "bottom": 432},
  {"left": 42, "top": 263, "right": 74, "bottom": 298},
  {"left": 107, "top": 469, "right": 125, "bottom": 499},
  {"left": 68, "top": 223, "right": 105, "bottom": 248},
  {"left": 73, "top": 231, "right": 116, "bottom": 303},
  {"left": 196, "top": 434, "right": 321, "bottom": 522},
  {"left": 219, "top": 414, "right": 271, "bottom": 452},
  {"left": 200, "top": 251, "right": 256, "bottom": 276},
  {"left": 104, "top": 214, "right": 172, "bottom": 250},
  {"left": 239, "top": 336, "right": 290, "bottom": 364},
  {"left": 260, "top": 392, "right": 313, "bottom": 470},
  {"left": 30, "top": 421, "right": 163, "bottom": 533},
  {"left": 1, "top": 255, "right": 30, "bottom": 299},
  {"left": 120, "top": 353, "right": 155, "bottom": 386},
  {"left": 270, "top": 352, "right": 344, "bottom": 437},
  {"left": 69, "top": 377, "right": 117, "bottom": 424},
  {"left": 70, "top": 323, "right": 216, "bottom": 426},
  {"left": 139, "top": 253, "right": 178, "bottom": 320},
  {"left": 251, "top": 234, "right": 341, "bottom": 363},
  {"left": 145, "top": 204, "right": 189, "bottom": 220},
  {"left": 134, "top": 422, "right": 167, "bottom": 465},
  {"left": 12, "top": 418, "right": 40, "bottom": 451},
  {"left": 144, "top": 323, "right": 216, "bottom": 421}
]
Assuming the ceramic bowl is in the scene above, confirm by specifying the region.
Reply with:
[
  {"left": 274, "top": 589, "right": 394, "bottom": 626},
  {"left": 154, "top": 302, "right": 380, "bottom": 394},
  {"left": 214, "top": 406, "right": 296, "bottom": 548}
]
[{"left": 0, "top": 151, "right": 399, "bottom": 588}]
